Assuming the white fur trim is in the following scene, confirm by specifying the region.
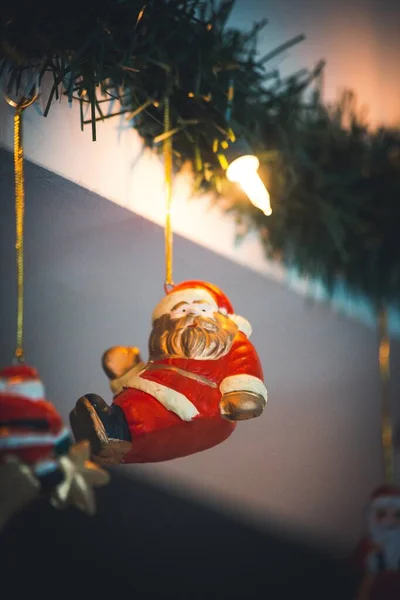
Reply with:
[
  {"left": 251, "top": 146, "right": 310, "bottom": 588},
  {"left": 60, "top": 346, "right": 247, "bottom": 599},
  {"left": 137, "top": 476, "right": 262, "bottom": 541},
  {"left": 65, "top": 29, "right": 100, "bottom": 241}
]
[
  {"left": 0, "top": 426, "right": 71, "bottom": 449},
  {"left": 220, "top": 374, "right": 267, "bottom": 401},
  {"left": 229, "top": 314, "right": 252, "bottom": 337},
  {"left": 371, "top": 497, "right": 400, "bottom": 509},
  {"left": 152, "top": 289, "right": 252, "bottom": 337},
  {"left": 152, "top": 289, "right": 217, "bottom": 321},
  {"left": 0, "top": 379, "right": 45, "bottom": 401},
  {"left": 110, "top": 363, "right": 147, "bottom": 397},
  {"left": 122, "top": 373, "right": 200, "bottom": 421}
]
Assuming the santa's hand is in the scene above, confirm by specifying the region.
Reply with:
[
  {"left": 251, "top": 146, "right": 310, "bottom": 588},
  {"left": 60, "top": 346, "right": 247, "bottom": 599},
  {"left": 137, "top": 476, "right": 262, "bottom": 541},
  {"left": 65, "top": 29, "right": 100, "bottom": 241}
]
[
  {"left": 220, "top": 391, "right": 266, "bottom": 421},
  {"left": 102, "top": 346, "right": 143, "bottom": 381},
  {"left": 102, "top": 346, "right": 145, "bottom": 396}
]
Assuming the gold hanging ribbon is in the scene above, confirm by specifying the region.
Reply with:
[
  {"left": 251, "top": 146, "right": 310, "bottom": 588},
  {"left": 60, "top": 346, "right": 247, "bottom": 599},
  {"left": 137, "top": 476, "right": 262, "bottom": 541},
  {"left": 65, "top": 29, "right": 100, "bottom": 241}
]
[
  {"left": 14, "top": 105, "right": 25, "bottom": 362},
  {"left": 4, "top": 91, "right": 38, "bottom": 362},
  {"left": 378, "top": 308, "right": 393, "bottom": 484},
  {"left": 14, "top": 106, "right": 25, "bottom": 362},
  {"left": 163, "top": 96, "right": 174, "bottom": 292}
]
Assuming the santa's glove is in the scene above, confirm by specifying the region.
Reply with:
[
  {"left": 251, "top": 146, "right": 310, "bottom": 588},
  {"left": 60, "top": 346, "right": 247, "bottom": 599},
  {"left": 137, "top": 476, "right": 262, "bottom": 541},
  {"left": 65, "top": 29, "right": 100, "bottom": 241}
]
[
  {"left": 220, "top": 391, "right": 266, "bottom": 421},
  {"left": 102, "top": 346, "right": 143, "bottom": 381}
]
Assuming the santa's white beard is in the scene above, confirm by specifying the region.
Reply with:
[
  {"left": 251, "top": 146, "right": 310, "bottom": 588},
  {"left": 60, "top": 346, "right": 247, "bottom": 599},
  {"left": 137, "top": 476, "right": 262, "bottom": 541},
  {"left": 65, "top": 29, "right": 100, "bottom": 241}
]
[
  {"left": 370, "top": 526, "right": 400, "bottom": 570},
  {"left": 149, "top": 314, "right": 237, "bottom": 361}
]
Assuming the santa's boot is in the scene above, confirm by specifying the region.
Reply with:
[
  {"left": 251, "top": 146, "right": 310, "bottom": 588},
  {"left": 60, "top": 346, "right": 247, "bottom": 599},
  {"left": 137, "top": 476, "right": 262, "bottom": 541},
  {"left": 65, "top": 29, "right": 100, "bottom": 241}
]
[{"left": 69, "top": 394, "right": 132, "bottom": 465}]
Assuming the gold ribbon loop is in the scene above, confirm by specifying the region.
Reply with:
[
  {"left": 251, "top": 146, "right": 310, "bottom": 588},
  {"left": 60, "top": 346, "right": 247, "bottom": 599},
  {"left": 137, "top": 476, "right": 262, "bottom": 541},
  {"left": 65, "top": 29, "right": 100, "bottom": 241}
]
[{"left": 3, "top": 91, "right": 39, "bottom": 110}]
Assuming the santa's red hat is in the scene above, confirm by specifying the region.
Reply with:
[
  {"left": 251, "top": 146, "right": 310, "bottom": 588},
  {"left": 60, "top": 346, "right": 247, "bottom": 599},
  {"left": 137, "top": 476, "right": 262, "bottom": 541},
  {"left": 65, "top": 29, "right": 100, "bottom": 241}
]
[
  {"left": 369, "top": 484, "right": 400, "bottom": 509},
  {"left": 0, "top": 364, "right": 45, "bottom": 401},
  {"left": 152, "top": 280, "right": 252, "bottom": 337}
]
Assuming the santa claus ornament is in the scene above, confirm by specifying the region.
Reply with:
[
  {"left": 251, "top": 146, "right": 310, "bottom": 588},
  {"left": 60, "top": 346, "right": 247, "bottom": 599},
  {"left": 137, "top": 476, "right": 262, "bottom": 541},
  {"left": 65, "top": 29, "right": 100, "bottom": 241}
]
[
  {"left": 0, "top": 90, "right": 109, "bottom": 532},
  {"left": 354, "top": 485, "right": 400, "bottom": 600},
  {"left": 353, "top": 310, "right": 400, "bottom": 600},
  {"left": 70, "top": 98, "right": 267, "bottom": 465},
  {"left": 0, "top": 364, "right": 110, "bottom": 531},
  {"left": 70, "top": 280, "right": 267, "bottom": 464}
]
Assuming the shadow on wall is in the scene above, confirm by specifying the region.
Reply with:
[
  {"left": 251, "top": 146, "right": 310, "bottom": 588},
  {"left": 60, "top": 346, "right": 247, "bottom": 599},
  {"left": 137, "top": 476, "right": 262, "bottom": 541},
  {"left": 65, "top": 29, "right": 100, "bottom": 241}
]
[{"left": 0, "top": 468, "right": 357, "bottom": 599}]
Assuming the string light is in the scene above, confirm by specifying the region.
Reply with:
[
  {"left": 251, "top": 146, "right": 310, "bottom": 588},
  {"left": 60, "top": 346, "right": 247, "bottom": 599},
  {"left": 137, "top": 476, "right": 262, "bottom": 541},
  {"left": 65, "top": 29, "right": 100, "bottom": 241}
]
[{"left": 226, "top": 154, "right": 272, "bottom": 216}]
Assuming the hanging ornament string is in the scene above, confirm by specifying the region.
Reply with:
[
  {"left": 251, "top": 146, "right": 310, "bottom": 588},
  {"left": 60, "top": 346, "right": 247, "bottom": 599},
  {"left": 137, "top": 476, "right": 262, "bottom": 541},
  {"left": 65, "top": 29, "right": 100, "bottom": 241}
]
[
  {"left": 163, "top": 96, "right": 174, "bottom": 294},
  {"left": 4, "top": 91, "right": 38, "bottom": 362},
  {"left": 13, "top": 103, "right": 25, "bottom": 362},
  {"left": 378, "top": 307, "right": 393, "bottom": 484}
]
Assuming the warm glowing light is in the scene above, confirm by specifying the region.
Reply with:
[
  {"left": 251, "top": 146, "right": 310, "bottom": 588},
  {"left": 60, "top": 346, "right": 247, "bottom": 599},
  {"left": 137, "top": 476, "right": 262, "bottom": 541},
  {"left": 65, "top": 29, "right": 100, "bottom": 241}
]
[{"left": 226, "top": 155, "right": 272, "bottom": 216}]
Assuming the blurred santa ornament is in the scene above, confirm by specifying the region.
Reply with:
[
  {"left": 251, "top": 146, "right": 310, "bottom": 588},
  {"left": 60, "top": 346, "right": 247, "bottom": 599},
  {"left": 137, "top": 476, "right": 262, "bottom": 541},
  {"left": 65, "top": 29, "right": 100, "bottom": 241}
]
[
  {"left": 0, "top": 90, "right": 109, "bottom": 533},
  {"left": 0, "top": 364, "right": 110, "bottom": 531},
  {"left": 353, "top": 310, "right": 400, "bottom": 600},
  {"left": 70, "top": 280, "right": 267, "bottom": 465},
  {"left": 354, "top": 485, "right": 400, "bottom": 600}
]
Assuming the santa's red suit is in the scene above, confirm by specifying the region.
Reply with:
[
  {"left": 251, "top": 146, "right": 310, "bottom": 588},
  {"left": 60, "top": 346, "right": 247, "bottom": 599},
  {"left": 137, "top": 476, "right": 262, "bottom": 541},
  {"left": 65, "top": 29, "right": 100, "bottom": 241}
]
[
  {"left": 108, "top": 280, "right": 267, "bottom": 463},
  {"left": 113, "top": 331, "right": 265, "bottom": 463}
]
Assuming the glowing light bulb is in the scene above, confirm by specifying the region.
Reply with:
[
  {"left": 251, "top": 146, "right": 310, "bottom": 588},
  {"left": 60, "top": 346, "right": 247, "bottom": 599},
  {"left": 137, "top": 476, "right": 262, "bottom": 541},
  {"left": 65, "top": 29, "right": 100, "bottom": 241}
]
[{"left": 226, "top": 155, "right": 272, "bottom": 216}]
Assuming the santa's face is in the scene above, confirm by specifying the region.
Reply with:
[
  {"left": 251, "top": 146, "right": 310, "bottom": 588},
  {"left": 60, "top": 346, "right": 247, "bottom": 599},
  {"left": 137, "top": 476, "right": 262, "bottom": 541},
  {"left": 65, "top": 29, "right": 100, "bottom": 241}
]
[
  {"left": 368, "top": 499, "right": 400, "bottom": 542},
  {"left": 149, "top": 300, "right": 238, "bottom": 361}
]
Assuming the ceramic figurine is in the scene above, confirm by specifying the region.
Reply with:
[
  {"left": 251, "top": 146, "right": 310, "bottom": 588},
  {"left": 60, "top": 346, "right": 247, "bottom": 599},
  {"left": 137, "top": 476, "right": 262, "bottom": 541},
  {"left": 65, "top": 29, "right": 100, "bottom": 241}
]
[
  {"left": 0, "top": 364, "right": 109, "bottom": 530},
  {"left": 354, "top": 485, "right": 400, "bottom": 600},
  {"left": 0, "top": 364, "right": 71, "bottom": 476},
  {"left": 70, "top": 280, "right": 268, "bottom": 464}
]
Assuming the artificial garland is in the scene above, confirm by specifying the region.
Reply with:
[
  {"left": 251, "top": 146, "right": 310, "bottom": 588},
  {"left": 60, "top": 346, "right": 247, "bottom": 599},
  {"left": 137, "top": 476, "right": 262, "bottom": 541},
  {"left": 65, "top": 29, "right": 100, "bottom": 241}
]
[{"left": 1, "top": 0, "right": 399, "bottom": 307}]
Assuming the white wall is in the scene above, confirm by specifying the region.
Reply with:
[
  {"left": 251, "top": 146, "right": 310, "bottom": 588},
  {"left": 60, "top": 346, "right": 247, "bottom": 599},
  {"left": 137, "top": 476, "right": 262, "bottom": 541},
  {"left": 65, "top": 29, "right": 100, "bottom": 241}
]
[
  {"left": 1, "top": 0, "right": 400, "bottom": 334},
  {"left": 230, "top": 0, "right": 400, "bottom": 129},
  {"left": 1, "top": 149, "right": 399, "bottom": 551}
]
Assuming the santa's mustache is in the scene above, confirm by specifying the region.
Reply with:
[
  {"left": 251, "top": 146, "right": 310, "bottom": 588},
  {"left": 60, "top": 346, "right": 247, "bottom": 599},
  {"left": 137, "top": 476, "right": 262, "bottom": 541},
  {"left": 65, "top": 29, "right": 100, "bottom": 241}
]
[{"left": 174, "top": 315, "right": 219, "bottom": 332}]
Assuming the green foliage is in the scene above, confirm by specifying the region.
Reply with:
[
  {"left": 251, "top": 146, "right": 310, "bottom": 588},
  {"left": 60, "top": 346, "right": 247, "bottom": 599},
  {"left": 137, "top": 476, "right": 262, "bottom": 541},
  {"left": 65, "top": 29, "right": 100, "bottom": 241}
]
[
  {"left": 1, "top": 0, "right": 307, "bottom": 150},
  {"left": 227, "top": 91, "right": 400, "bottom": 307},
  {"left": 1, "top": 0, "right": 399, "bottom": 306}
]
